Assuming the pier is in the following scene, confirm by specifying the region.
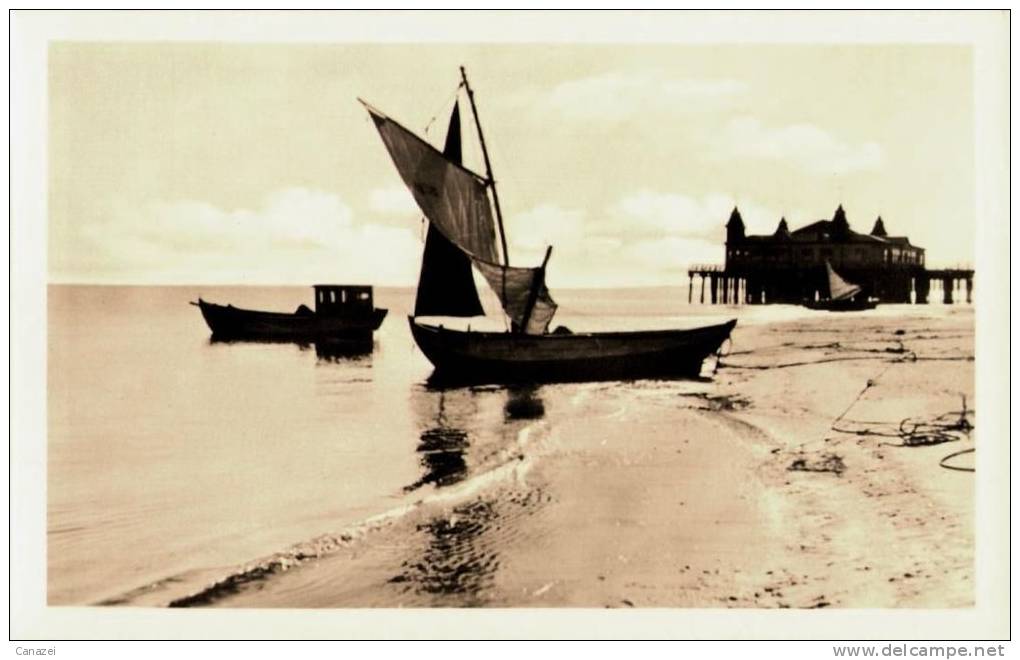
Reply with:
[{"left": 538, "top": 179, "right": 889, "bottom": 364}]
[
  {"left": 688, "top": 266, "right": 973, "bottom": 305},
  {"left": 689, "top": 205, "right": 973, "bottom": 305}
]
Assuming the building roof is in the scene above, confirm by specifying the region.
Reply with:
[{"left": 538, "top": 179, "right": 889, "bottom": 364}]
[
  {"left": 728, "top": 205, "right": 921, "bottom": 250},
  {"left": 787, "top": 219, "right": 887, "bottom": 244}
]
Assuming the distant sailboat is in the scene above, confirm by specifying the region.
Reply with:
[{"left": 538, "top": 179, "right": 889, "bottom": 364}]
[
  {"left": 360, "top": 68, "right": 735, "bottom": 384},
  {"left": 804, "top": 261, "right": 878, "bottom": 311}
]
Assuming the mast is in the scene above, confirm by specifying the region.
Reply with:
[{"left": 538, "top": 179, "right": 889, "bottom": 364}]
[
  {"left": 460, "top": 66, "right": 509, "bottom": 267},
  {"left": 519, "top": 246, "right": 553, "bottom": 334}
]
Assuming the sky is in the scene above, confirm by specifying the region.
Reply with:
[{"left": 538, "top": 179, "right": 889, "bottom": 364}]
[{"left": 48, "top": 42, "right": 975, "bottom": 287}]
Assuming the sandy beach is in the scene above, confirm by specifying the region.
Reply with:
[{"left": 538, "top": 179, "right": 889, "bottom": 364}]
[{"left": 160, "top": 306, "right": 973, "bottom": 609}]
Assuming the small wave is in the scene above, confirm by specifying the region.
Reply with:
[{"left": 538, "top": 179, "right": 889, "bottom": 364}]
[{"left": 126, "top": 421, "right": 550, "bottom": 608}]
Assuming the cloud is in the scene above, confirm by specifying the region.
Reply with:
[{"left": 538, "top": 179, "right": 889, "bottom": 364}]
[
  {"left": 507, "top": 204, "right": 587, "bottom": 254},
  {"left": 367, "top": 184, "right": 420, "bottom": 217},
  {"left": 607, "top": 190, "right": 784, "bottom": 242},
  {"left": 500, "top": 194, "right": 772, "bottom": 287},
  {"left": 623, "top": 237, "right": 723, "bottom": 274},
  {"left": 61, "top": 184, "right": 784, "bottom": 288},
  {"left": 74, "top": 187, "right": 422, "bottom": 284},
  {"left": 539, "top": 234, "right": 723, "bottom": 289},
  {"left": 609, "top": 191, "right": 728, "bottom": 241},
  {"left": 716, "top": 117, "right": 883, "bottom": 174},
  {"left": 536, "top": 70, "right": 747, "bottom": 121}
]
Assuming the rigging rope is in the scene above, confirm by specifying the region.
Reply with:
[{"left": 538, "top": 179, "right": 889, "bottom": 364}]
[{"left": 423, "top": 82, "right": 464, "bottom": 138}]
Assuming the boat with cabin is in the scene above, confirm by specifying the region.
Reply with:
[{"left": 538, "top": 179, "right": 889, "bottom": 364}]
[
  {"left": 360, "top": 68, "right": 735, "bottom": 384},
  {"left": 192, "top": 285, "right": 388, "bottom": 343}
]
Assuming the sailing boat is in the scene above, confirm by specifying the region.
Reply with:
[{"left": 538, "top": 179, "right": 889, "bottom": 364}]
[
  {"left": 361, "top": 68, "right": 736, "bottom": 384},
  {"left": 804, "top": 261, "right": 878, "bottom": 311}
]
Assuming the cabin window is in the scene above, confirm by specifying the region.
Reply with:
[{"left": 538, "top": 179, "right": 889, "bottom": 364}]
[
  {"left": 330, "top": 291, "right": 336, "bottom": 303},
  {"left": 341, "top": 290, "right": 348, "bottom": 303},
  {"left": 358, "top": 292, "right": 370, "bottom": 301}
]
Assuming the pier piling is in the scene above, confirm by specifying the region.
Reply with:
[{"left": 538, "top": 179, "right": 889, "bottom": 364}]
[{"left": 686, "top": 265, "right": 971, "bottom": 306}]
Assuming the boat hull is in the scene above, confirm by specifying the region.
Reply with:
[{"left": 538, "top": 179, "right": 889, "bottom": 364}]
[
  {"left": 410, "top": 318, "right": 737, "bottom": 384},
  {"left": 195, "top": 299, "right": 387, "bottom": 342}
]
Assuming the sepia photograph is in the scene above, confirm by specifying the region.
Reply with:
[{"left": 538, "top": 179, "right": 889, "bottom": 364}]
[{"left": 9, "top": 8, "right": 1010, "bottom": 643}]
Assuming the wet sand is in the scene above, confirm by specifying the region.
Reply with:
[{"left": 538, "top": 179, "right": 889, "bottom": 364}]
[{"left": 178, "top": 308, "right": 975, "bottom": 608}]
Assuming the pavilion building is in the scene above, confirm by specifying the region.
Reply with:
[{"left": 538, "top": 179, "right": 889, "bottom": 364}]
[{"left": 688, "top": 205, "right": 971, "bottom": 305}]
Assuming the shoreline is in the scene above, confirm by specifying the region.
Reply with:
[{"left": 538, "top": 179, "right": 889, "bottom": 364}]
[{"left": 170, "top": 309, "right": 974, "bottom": 609}]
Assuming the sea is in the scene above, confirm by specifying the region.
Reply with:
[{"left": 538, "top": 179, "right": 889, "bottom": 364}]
[{"left": 46, "top": 285, "right": 934, "bottom": 606}]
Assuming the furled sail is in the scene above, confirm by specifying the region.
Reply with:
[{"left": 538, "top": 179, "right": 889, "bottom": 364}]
[
  {"left": 473, "top": 258, "right": 558, "bottom": 335},
  {"left": 363, "top": 103, "right": 500, "bottom": 263},
  {"left": 414, "top": 102, "right": 486, "bottom": 318},
  {"left": 826, "top": 262, "right": 862, "bottom": 301}
]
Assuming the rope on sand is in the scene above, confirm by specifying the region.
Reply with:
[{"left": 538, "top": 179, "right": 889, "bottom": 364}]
[
  {"left": 718, "top": 336, "right": 972, "bottom": 371},
  {"left": 721, "top": 334, "right": 976, "bottom": 473},
  {"left": 827, "top": 365, "right": 975, "bottom": 472},
  {"left": 938, "top": 448, "right": 976, "bottom": 473}
]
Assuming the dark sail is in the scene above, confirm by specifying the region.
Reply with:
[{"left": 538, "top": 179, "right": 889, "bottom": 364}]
[{"left": 414, "top": 102, "right": 486, "bottom": 317}]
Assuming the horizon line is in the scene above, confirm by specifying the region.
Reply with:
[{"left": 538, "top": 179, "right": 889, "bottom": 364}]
[{"left": 46, "top": 281, "right": 692, "bottom": 291}]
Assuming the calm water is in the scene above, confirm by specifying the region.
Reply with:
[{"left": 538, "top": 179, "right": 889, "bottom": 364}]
[{"left": 46, "top": 284, "right": 859, "bottom": 605}]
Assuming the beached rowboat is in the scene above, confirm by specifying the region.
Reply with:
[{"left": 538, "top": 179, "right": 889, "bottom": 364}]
[{"left": 411, "top": 320, "right": 737, "bottom": 384}]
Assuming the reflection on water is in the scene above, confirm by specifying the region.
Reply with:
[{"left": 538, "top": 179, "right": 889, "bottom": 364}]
[
  {"left": 404, "top": 391, "right": 470, "bottom": 493},
  {"left": 208, "top": 336, "right": 376, "bottom": 362},
  {"left": 387, "top": 385, "right": 550, "bottom": 605},
  {"left": 404, "top": 426, "right": 469, "bottom": 492},
  {"left": 313, "top": 339, "right": 375, "bottom": 362},
  {"left": 504, "top": 385, "right": 545, "bottom": 421},
  {"left": 405, "top": 385, "right": 548, "bottom": 493}
]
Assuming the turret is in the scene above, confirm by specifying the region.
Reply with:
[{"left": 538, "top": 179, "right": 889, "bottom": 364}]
[
  {"left": 832, "top": 204, "right": 850, "bottom": 238},
  {"left": 774, "top": 217, "right": 791, "bottom": 239},
  {"left": 870, "top": 216, "right": 887, "bottom": 237},
  {"left": 726, "top": 206, "right": 745, "bottom": 243}
]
